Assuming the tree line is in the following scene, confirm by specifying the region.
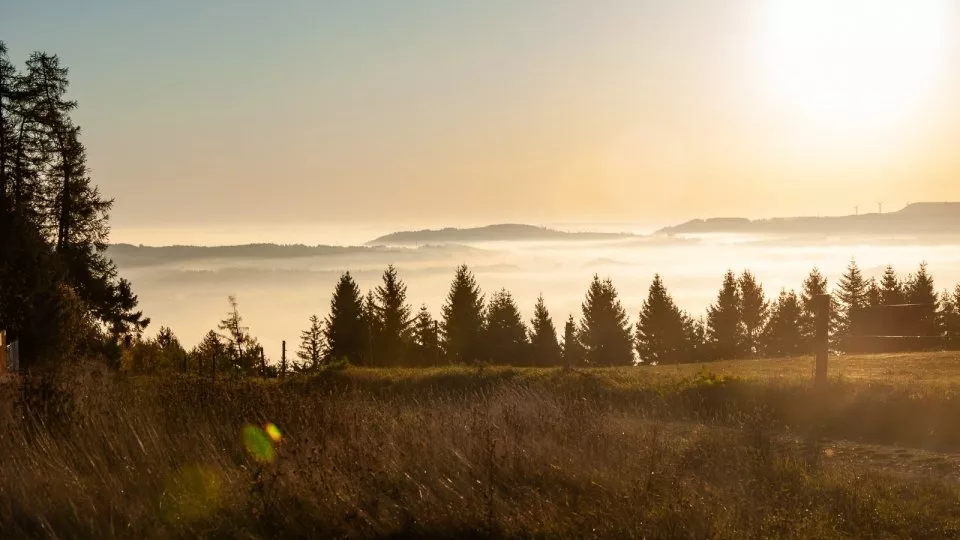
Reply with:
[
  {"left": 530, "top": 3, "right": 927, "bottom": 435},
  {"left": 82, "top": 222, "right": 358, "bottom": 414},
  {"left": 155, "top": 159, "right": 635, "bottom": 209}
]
[
  {"left": 1, "top": 43, "right": 147, "bottom": 367},
  {"left": 127, "top": 259, "right": 960, "bottom": 375}
]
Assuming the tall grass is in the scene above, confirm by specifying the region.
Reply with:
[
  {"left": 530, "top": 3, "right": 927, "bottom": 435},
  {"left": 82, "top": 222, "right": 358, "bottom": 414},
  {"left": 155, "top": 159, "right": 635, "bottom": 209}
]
[{"left": 2, "top": 362, "right": 960, "bottom": 538}]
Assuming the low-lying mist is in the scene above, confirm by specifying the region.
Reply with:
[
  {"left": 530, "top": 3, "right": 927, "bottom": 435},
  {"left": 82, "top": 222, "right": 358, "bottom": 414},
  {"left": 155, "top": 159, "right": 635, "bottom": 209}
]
[{"left": 110, "top": 230, "right": 960, "bottom": 357}]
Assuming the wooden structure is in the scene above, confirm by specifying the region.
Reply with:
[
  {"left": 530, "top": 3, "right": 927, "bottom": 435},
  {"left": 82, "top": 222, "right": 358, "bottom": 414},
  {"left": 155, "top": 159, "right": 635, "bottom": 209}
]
[{"left": 814, "top": 294, "right": 830, "bottom": 387}]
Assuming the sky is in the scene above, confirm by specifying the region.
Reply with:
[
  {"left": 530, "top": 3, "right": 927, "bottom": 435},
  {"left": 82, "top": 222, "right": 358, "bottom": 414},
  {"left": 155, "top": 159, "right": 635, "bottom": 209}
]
[{"left": 4, "top": 0, "right": 960, "bottom": 240}]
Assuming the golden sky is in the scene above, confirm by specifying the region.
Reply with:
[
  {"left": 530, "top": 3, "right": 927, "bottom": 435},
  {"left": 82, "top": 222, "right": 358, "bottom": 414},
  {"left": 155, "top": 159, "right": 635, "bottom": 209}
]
[{"left": 5, "top": 0, "right": 960, "bottom": 231}]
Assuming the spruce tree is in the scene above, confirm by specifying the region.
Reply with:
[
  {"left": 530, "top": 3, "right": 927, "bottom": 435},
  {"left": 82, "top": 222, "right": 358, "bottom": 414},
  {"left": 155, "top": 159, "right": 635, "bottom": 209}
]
[
  {"left": 762, "top": 289, "right": 804, "bottom": 357},
  {"left": 192, "top": 330, "right": 227, "bottom": 376},
  {"left": 372, "top": 265, "right": 413, "bottom": 366},
  {"left": 562, "top": 315, "right": 584, "bottom": 368},
  {"left": 413, "top": 304, "right": 441, "bottom": 366},
  {"left": 880, "top": 265, "right": 904, "bottom": 305},
  {"left": 906, "top": 261, "right": 940, "bottom": 336},
  {"left": 296, "top": 314, "right": 324, "bottom": 372},
  {"left": 324, "top": 272, "right": 366, "bottom": 364},
  {"left": 635, "top": 274, "right": 691, "bottom": 365},
  {"left": 799, "top": 266, "right": 830, "bottom": 348},
  {"left": 941, "top": 285, "right": 960, "bottom": 348},
  {"left": 218, "top": 295, "right": 260, "bottom": 374},
  {"left": 706, "top": 270, "right": 742, "bottom": 360},
  {"left": 440, "top": 265, "right": 485, "bottom": 363},
  {"left": 578, "top": 275, "right": 633, "bottom": 366},
  {"left": 484, "top": 289, "right": 529, "bottom": 365},
  {"left": 686, "top": 316, "right": 708, "bottom": 362},
  {"left": 529, "top": 294, "right": 561, "bottom": 367},
  {"left": 835, "top": 259, "right": 869, "bottom": 345},
  {"left": 866, "top": 278, "right": 882, "bottom": 308},
  {"left": 738, "top": 270, "right": 768, "bottom": 357}
]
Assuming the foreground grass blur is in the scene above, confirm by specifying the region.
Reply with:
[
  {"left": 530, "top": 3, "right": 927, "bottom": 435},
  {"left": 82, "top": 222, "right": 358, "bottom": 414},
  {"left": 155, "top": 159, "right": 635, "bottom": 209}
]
[{"left": 2, "top": 353, "right": 960, "bottom": 538}]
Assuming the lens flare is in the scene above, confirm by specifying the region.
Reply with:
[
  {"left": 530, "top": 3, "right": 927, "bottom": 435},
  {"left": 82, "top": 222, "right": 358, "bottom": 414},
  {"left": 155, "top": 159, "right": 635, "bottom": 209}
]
[
  {"left": 243, "top": 424, "right": 276, "bottom": 463},
  {"left": 264, "top": 422, "right": 282, "bottom": 443}
]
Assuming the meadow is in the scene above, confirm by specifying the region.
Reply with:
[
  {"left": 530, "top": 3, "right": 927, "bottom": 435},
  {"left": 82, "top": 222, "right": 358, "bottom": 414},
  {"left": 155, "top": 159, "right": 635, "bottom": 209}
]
[{"left": 3, "top": 352, "right": 960, "bottom": 539}]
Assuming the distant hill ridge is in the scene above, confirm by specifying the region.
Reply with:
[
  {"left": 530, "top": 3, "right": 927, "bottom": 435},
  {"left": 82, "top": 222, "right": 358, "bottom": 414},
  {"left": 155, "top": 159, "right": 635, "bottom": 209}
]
[
  {"left": 654, "top": 202, "right": 960, "bottom": 236},
  {"left": 366, "top": 224, "right": 635, "bottom": 245}
]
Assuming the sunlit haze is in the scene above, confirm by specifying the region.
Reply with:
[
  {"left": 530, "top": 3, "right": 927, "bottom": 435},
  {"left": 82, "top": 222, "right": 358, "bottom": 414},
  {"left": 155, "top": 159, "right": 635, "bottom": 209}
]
[{"left": 5, "top": 0, "right": 960, "bottom": 236}]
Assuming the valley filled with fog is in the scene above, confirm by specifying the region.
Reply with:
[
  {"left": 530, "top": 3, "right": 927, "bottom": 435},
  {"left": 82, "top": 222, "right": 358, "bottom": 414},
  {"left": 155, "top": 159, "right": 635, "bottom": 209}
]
[{"left": 109, "top": 227, "right": 960, "bottom": 357}]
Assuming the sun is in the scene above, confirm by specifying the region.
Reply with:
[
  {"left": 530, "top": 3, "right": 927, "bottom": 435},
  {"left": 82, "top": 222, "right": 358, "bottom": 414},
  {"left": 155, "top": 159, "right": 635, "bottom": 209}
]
[{"left": 759, "top": 0, "right": 953, "bottom": 132}]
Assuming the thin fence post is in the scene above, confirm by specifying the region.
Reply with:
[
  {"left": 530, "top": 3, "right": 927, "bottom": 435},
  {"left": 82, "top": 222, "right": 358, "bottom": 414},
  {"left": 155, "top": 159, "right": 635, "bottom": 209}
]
[
  {"left": 815, "top": 293, "right": 830, "bottom": 387},
  {"left": 281, "top": 340, "right": 287, "bottom": 378}
]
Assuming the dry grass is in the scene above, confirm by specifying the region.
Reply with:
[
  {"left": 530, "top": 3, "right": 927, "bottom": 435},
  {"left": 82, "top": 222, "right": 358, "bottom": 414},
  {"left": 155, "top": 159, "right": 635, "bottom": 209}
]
[{"left": 2, "top": 354, "right": 960, "bottom": 538}]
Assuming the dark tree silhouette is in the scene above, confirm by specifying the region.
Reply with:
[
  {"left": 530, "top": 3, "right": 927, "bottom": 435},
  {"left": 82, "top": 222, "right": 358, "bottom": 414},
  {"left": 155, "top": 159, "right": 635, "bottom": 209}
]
[
  {"left": 635, "top": 274, "right": 692, "bottom": 365},
  {"left": 835, "top": 259, "right": 868, "bottom": 345},
  {"left": 483, "top": 289, "right": 528, "bottom": 365},
  {"left": 0, "top": 44, "right": 147, "bottom": 366},
  {"left": 371, "top": 265, "right": 413, "bottom": 366},
  {"left": 191, "top": 330, "right": 227, "bottom": 376},
  {"left": 905, "top": 262, "right": 940, "bottom": 336},
  {"left": 942, "top": 285, "right": 960, "bottom": 348},
  {"left": 762, "top": 289, "right": 804, "bottom": 357},
  {"left": 707, "top": 270, "right": 742, "bottom": 360},
  {"left": 880, "top": 265, "right": 905, "bottom": 305},
  {"left": 529, "top": 295, "right": 561, "bottom": 367},
  {"left": 440, "top": 264, "right": 485, "bottom": 364},
  {"left": 218, "top": 295, "right": 260, "bottom": 375},
  {"left": 738, "top": 271, "right": 768, "bottom": 357},
  {"left": 324, "top": 272, "right": 366, "bottom": 365},
  {"left": 412, "top": 304, "right": 441, "bottom": 366},
  {"left": 799, "top": 266, "right": 830, "bottom": 349},
  {"left": 866, "top": 278, "right": 882, "bottom": 308},
  {"left": 562, "top": 315, "right": 584, "bottom": 368},
  {"left": 578, "top": 275, "right": 633, "bottom": 366},
  {"left": 296, "top": 314, "right": 324, "bottom": 372}
]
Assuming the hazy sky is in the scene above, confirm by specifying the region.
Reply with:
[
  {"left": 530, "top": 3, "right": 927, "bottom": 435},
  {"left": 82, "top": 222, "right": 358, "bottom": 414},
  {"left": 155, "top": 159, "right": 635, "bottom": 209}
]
[{"left": 4, "top": 0, "right": 960, "bottom": 233}]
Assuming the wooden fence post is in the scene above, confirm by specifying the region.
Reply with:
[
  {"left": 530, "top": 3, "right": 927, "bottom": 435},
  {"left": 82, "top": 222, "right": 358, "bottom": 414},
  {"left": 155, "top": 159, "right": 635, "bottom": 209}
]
[
  {"left": 281, "top": 340, "right": 287, "bottom": 378},
  {"left": 815, "top": 293, "right": 830, "bottom": 387}
]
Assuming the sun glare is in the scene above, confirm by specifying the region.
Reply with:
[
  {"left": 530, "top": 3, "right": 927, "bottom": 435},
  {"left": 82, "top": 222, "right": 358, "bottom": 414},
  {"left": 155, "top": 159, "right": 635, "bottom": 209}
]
[{"left": 760, "top": 1, "right": 953, "bottom": 132}]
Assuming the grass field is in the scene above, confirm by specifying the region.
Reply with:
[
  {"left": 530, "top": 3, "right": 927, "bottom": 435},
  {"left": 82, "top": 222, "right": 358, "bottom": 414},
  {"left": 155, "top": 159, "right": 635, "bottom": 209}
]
[{"left": 3, "top": 352, "right": 960, "bottom": 538}]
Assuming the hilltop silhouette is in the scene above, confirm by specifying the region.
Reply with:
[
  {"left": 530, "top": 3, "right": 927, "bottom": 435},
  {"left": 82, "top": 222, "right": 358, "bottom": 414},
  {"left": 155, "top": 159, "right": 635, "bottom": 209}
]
[
  {"left": 367, "top": 224, "right": 635, "bottom": 245},
  {"left": 655, "top": 202, "right": 960, "bottom": 236}
]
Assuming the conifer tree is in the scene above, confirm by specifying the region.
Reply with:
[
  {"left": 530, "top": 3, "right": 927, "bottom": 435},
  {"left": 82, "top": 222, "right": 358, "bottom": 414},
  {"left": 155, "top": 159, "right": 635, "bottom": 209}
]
[
  {"left": 296, "top": 314, "right": 324, "bottom": 372},
  {"left": 529, "top": 294, "right": 561, "bottom": 366},
  {"left": 866, "top": 278, "right": 882, "bottom": 308},
  {"left": 686, "top": 315, "right": 708, "bottom": 362},
  {"left": 372, "top": 265, "right": 413, "bottom": 366},
  {"left": 578, "top": 275, "right": 633, "bottom": 366},
  {"left": 906, "top": 261, "right": 940, "bottom": 336},
  {"left": 412, "top": 304, "right": 441, "bottom": 366},
  {"left": 484, "top": 289, "right": 529, "bottom": 365},
  {"left": 324, "top": 272, "right": 366, "bottom": 364},
  {"left": 799, "top": 266, "right": 830, "bottom": 348},
  {"left": 361, "top": 289, "right": 378, "bottom": 364},
  {"left": 562, "top": 315, "right": 584, "bottom": 368},
  {"left": 879, "top": 265, "right": 904, "bottom": 305},
  {"left": 635, "top": 274, "right": 691, "bottom": 365},
  {"left": 762, "top": 289, "right": 804, "bottom": 356},
  {"left": 192, "top": 330, "right": 227, "bottom": 376},
  {"left": 440, "top": 264, "right": 485, "bottom": 364},
  {"left": 218, "top": 295, "right": 260, "bottom": 374},
  {"left": 738, "top": 270, "right": 768, "bottom": 357},
  {"left": 941, "top": 285, "right": 960, "bottom": 348},
  {"left": 835, "top": 259, "right": 869, "bottom": 345},
  {"left": 706, "top": 270, "right": 742, "bottom": 360}
]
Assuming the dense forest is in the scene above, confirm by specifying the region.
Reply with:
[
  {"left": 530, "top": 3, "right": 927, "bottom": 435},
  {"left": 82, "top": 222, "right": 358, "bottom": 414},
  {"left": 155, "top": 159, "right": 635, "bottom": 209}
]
[{"left": 3, "top": 44, "right": 960, "bottom": 375}]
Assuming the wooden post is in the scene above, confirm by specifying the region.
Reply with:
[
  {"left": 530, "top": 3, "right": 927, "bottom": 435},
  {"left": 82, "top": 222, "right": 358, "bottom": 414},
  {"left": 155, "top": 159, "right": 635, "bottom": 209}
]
[
  {"left": 814, "top": 293, "right": 830, "bottom": 387},
  {"left": 0, "top": 330, "right": 7, "bottom": 376},
  {"left": 281, "top": 340, "right": 287, "bottom": 378}
]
